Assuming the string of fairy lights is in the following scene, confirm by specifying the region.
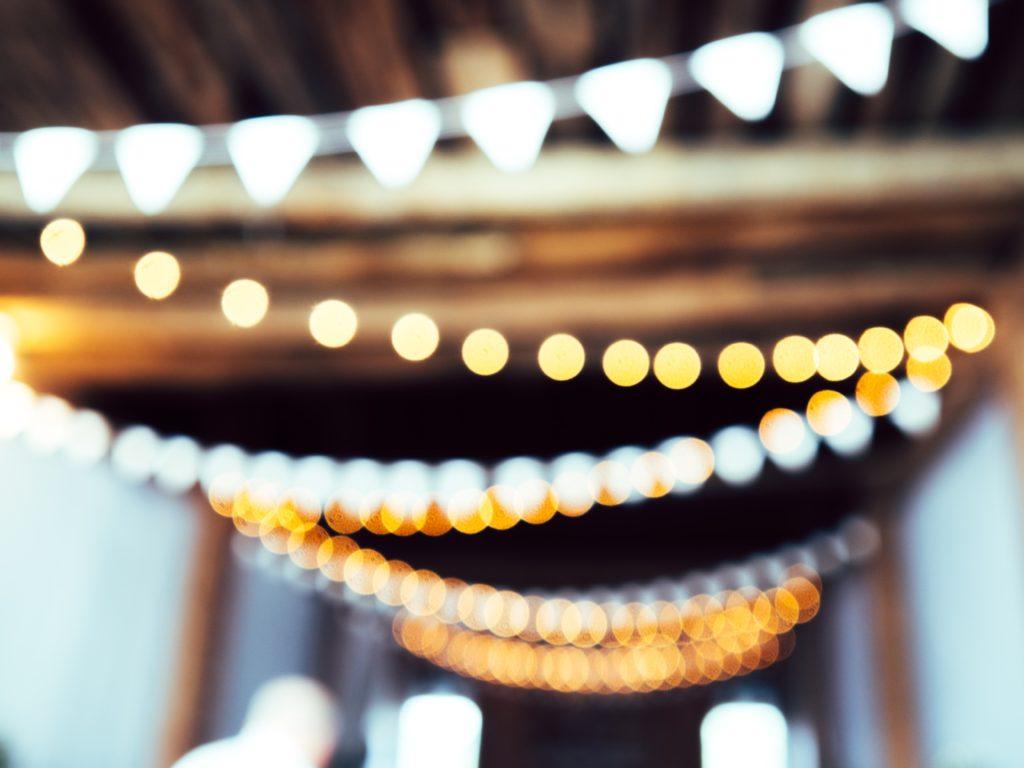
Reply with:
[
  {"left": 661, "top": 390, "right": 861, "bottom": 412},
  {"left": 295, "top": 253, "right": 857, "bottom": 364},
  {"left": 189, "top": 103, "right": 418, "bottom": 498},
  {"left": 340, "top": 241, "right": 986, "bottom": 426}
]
[{"left": 33, "top": 219, "right": 994, "bottom": 390}]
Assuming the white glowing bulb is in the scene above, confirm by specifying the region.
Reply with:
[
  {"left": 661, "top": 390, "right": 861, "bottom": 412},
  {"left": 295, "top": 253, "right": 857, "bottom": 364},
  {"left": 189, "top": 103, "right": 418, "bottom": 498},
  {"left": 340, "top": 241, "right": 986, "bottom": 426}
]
[
  {"left": 689, "top": 32, "right": 785, "bottom": 121},
  {"left": 770, "top": 428, "right": 819, "bottom": 473},
  {"left": 711, "top": 426, "right": 765, "bottom": 486},
  {"left": 826, "top": 406, "right": 875, "bottom": 457},
  {"left": 228, "top": 115, "right": 319, "bottom": 206},
  {"left": 347, "top": 99, "right": 441, "bottom": 187},
  {"left": 115, "top": 123, "right": 203, "bottom": 214},
  {"left": 461, "top": 81, "right": 555, "bottom": 173},
  {"left": 701, "top": 702, "right": 788, "bottom": 768},
  {"left": 901, "top": 0, "right": 988, "bottom": 59},
  {"left": 799, "top": 3, "right": 895, "bottom": 95},
  {"left": 396, "top": 694, "right": 482, "bottom": 768},
  {"left": 14, "top": 127, "right": 98, "bottom": 213},
  {"left": 889, "top": 378, "right": 941, "bottom": 435},
  {"left": 574, "top": 58, "right": 672, "bottom": 153}
]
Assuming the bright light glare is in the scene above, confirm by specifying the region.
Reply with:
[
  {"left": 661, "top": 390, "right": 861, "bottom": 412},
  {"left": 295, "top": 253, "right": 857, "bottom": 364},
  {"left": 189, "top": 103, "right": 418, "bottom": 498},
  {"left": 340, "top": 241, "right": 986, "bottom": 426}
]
[
  {"left": 228, "top": 115, "right": 319, "bottom": 206},
  {"left": 538, "top": 333, "right": 585, "bottom": 381},
  {"left": 701, "top": 702, "right": 788, "bottom": 768},
  {"left": 39, "top": 218, "right": 86, "bottom": 266},
  {"left": 799, "top": 3, "right": 895, "bottom": 95},
  {"left": 14, "top": 127, "right": 98, "bottom": 213},
  {"left": 602, "top": 339, "right": 649, "bottom": 387},
  {"left": 392, "top": 313, "right": 440, "bottom": 362},
  {"left": 461, "top": 82, "right": 555, "bottom": 173},
  {"left": 134, "top": 251, "right": 181, "bottom": 300},
  {"left": 115, "top": 123, "right": 203, "bottom": 214},
  {"left": 574, "top": 58, "right": 672, "bottom": 153},
  {"left": 901, "top": 0, "right": 988, "bottom": 59},
  {"left": 653, "top": 342, "right": 701, "bottom": 389},
  {"left": 711, "top": 425, "right": 765, "bottom": 486},
  {"left": 222, "top": 279, "right": 270, "bottom": 328},
  {"left": 462, "top": 328, "right": 509, "bottom": 375},
  {"left": 396, "top": 694, "right": 482, "bottom": 768},
  {"left": 309, "top": 299, "right": 358, "bottom": 348},
  {"left": 347, "top": 99, "right": 441, "bottom": 188},
  {"left": 689, "top": 32, "right": 785, "bottom": 121},
  {"left": 718, "top": 342, "right": 765, "bottom": 389}
]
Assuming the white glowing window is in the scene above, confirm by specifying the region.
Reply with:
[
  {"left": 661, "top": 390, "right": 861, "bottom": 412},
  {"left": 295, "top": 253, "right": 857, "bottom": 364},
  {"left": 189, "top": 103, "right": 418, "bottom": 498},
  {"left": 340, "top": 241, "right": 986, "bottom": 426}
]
[
  {"left": 396, "top": 694, "right": 482, "bottom": 768},
  {"left": 701, "top": 702, "right": 788, "bottom": 768}
]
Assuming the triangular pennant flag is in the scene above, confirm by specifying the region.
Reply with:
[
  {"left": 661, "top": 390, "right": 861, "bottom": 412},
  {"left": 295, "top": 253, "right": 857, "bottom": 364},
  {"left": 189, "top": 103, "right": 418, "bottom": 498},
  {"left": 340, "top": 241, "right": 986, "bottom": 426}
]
[
  {"left": 689, "top": 32, "right": 785, "bottom": 121},
  {"left": 227, "top": 115, "right": 319, "bottom": 206},
  {"left": 461, "top": 81, "right": 556, "bottom": 173},
  {"left": 901, "top": 0, "right": 988, "bottom": 59},
  {"left": 14, "top": 127, "right": 98, "bottom": 213},
  {"left": 346, "top": 99, "right": 441, "bottom": 188},
  {"left": 574, "top": 58, "right": 672, "bottom": 154},
  {"left": 115, "top": 123, "right": 203, "bottom": 214},
  {"left": 799, "top": 3, "right": 894, "bottom": 96}
]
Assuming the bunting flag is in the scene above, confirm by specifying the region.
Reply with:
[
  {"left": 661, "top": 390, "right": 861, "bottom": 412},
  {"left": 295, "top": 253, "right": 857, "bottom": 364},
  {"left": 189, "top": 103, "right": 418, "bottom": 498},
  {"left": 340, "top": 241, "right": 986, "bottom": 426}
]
[
  {"left": 115, "top": 123, "right": 203, "bottom": 215},
  {"left": 689, "top": 32, "right": 785, "bottom": 121},
  {"left": 227, "top": 115, "right": 319, "bottom": 207},
  {"left": 346, "top": 99, "right": 441, "bottom": 188},
  {"left": 461, "top": 82, "right": 556, "bottom": 173},
  {"left": 574, "top": 58, "right": 673, "bottom": 154},
  {"left": 901, "top": 0, "right": 988, "bottom": 59},
  {"left": 1, "top": 1, "right": 999, "bottom": 210},
  {"left": 13, "top": 127, "right": 98, "bottom": 213},
  {"left": 799, "top": 3, "right": 895, "bottom": 96}
]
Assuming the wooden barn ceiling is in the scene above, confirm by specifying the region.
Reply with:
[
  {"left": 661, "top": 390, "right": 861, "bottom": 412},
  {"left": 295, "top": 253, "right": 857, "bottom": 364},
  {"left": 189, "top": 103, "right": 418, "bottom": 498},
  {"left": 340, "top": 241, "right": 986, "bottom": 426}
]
[{"left": 0, "top": 0, "right": 1022, "bottom": 390}]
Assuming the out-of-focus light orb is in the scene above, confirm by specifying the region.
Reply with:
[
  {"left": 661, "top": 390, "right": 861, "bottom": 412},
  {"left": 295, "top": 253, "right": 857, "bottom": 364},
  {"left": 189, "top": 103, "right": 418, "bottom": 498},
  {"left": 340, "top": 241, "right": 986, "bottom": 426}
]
[
  {"left": 904, "top": 315, "right": 948, "bottom": 362},
  {"left": 0, "top": 381, "right": 35, "bottom": 439},
  {"left": 39, "top": 218, "right": 86, "bottom": 266},
  {"left": 538, "top": 333, "right": 585, "bottom": 381},
  {"left": 758, "top": 408, "right": 806, "bottom": 454},
  {"left": 653, "top": 342, "right": 700, "bottom": 389},
  {"left": 770, "top": 426, "right": 818, "bottom": 472},
  {"left": 806, "top": 390, "right": 853, "bottom": 436},
  {"left": 462, "top": 328, "right": 509, "bottom": 376},
  {"left": 718, "top": 342, "right": 765, "bottom": 389},
  {"left": 890, "top": 377, "right": 941, "bottom": 435},
  {"left": 221, "top": 278, "right": 269, "bottom": 328},
  {"left": 855, "top": 371, "right": 901, "bottom": 416},
  {"left": 907, "top": 353, "right": 952, "bottom": 392},
  {"left": 815, "top": 333, "right": 859, "bottom": 381},
  {"left": 134, "top": 250, "right": 181, "bottom": 300},
  {"left": 662, "top": 437, "right": 715, "bottom": 489},
  {"left": 857, "top": 326, "right": 903, "bottom": 373},
  {"left": 944, "top": 302, "right": 994, "bottom": 353},
  {"left": 711, "top": 426, "right": 765, "bottom": 486},
  {"left": 772, "top": 335, "right": 817, "bottom": 383},
  {"left": 602, "top": 339, "right": 650, "bottom": 387},
  {"left": 309, "top": 299, "right": 358, "bottom": 348},
  {"left": 0, "top": 337, "right": 14, "bottom": 383},
  {"left": 826, "top": 406, "right": 874, "bottom": 456},
  {"left": 392, "top": 312, "right": 440, "bottom": 361}
]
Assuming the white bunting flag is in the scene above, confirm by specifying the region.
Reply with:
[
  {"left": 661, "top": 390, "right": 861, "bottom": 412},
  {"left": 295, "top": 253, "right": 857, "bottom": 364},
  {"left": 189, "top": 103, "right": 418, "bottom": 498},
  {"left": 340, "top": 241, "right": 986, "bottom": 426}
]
[
  {"left": 689, "top": 32, "right": 785, "bottom": 121},
  {"left": 461, "top": 81, "right": 556, "bottom": 173},
  {"left": 115, "top": 123, "right": 203, "bottom": 214},
  {"left": 14, "top": 127, "right": 98, "bottom": 213},
  {"left": 799, "top": 3, "right": 895, "bottom": 96},
  {"left": 227, "top": 115, "right": 319, "bottom": 207},
  {"left": 901, "top": 0, "right": 988, "bottom": 59},
  {"left": 347, "top": 99, "right": 441, "bottom": 188},
  {"left": 574, "top": 58, "right": 673, "bottom": 154}
]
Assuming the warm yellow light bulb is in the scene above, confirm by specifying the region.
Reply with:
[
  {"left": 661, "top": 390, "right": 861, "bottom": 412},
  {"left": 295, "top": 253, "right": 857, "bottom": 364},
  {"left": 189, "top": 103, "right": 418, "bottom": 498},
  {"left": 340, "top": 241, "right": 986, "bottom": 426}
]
[
  {"left": 602, "top": 339, "right": 649, "bottom": 387},
  {"left": 772, "top": 336, "right": 817, "bottom": 383},
  {"left": 717, "top": 342, "right": 764, "bottom": 389},
  {"left": 815, "top": 333, "right": 859, "bottom": 381},
  {"left": 904, "top": 315, "right": 948, "bottom": 362},
  {"left": 759, "top": 408, "right": 806, "bottom": 454},
  {"left": 134, "top": 251, "right": 181, "bottom": 300},
  {"left": 944, "top": 303, "right": 994, "bottom": 353},
  {"left": 221, "top": 278, "right": 269, "bottom": 328},
  {"left": 806, "top": 390, "right": 852, "bottom": 436},
  {"left": 391, "top": 313, "right": 440, "bottom": 362},
  {"left": 462, "top": 328, "right": 509, "bottom": 376},
  {"left": 907, "top": 353, "right": 952, "bottom": 392},
  {"left": 39, "top": 218, "right": 86, "bottom": 266},
  {"left": 857, "top": 327, "right": 903, "bottom": 373},
  {"left": 309, "top": 299, "right": 358, "bottom": 348},
  {"left": 854, "top": 371, "right": 900, "bottom": 416},
  {"left": 538, "top": 333, "right": 585, "bottom": 381},
  {"left": 653, "top": 342, "right": 700, "bottom": 389}
]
